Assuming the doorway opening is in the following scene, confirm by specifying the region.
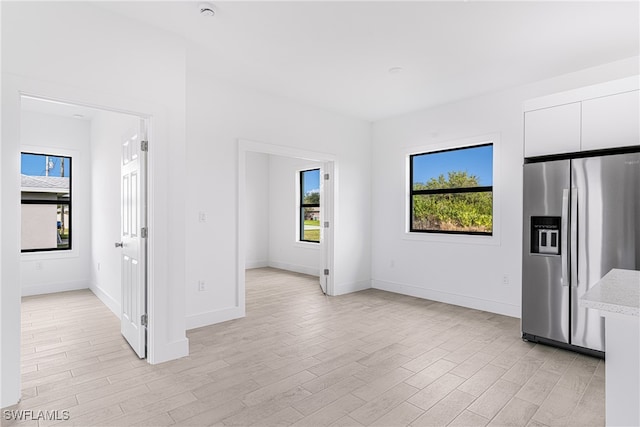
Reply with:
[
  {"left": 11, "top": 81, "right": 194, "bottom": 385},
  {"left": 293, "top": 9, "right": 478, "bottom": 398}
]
[
  {"left": 19, "top": 95, "right": 150, "bottom": 362},
  {"left": 238, "top": 140, "right": 336, "bottom": 316}
]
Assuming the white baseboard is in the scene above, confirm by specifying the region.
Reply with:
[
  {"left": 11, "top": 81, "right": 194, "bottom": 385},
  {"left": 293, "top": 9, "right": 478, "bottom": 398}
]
[
  {"left": 90, "top": 283, "right": 121, "bottom": 319},
  {"left": 372, "top": 279, "right": 520, "bottom": 318},
  {"left": 186, "top": 306, "right": 245, "bottom": 330},
  {"left": 149, "top": 337, "right": 189, "bottom": 364},
  {"left": 333, "top": 280, "right": 371, "bottom": 296},
  {"left": 21, "top": 280, "right": 89, "bottom": 297},
  {"left": 246, "top": 260, "right": 268, "bottom": 269},
  {"left": 268, "top": 260, "right": 320, "bottom": 277}
]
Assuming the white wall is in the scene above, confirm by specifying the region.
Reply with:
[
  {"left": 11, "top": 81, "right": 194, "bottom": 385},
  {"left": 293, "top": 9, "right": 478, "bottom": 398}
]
[
  {"left": 245, "top": 152, "right": 270, "bottom": 269},
  {"left": 185, "top": 63, "right": 372, "bottom": 329},
  {"left": 2, "top": 1, "right": 189, "bottom": 405},
  {"left": 90, "top": 110, "right": 140, "bottom": 317},
  {"left": 268, "top": 155, "right": 322, "bottom": 276},
  {"left": 371, "top": 57, "right": 639, "bottom": 318},
  {"left": 20, "top": 111, "right": 92, "bottom": 296}
]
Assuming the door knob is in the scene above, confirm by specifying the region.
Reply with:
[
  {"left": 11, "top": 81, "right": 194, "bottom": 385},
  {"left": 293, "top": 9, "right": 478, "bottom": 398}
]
[{"left": 115, "top": 242, "right": 123, "bottom": 248}]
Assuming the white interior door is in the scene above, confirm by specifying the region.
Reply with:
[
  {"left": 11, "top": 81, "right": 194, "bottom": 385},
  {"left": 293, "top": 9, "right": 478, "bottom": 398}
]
[{"left": 117, "top": 119, "right": 147, "bottom": 358}]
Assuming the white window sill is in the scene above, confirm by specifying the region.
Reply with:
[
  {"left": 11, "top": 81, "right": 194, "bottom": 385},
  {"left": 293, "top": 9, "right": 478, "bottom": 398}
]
[
  {"left": 294, "top": 241, "right": 321, "bottom": 249},
  {"left": 402, "top": 231, "right": 500, "bottom": 246},
  {"left": 21, "top": 249, "right": 79, "bottom": 260}
]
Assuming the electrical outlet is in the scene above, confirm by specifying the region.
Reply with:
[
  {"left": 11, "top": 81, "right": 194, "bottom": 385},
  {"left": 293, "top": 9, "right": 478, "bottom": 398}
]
[
  {"left": 502, "top": 274, "right": 510, "bottom": 286},
  {"left": 198, "top": 211, "right": 207, "bottom": 223},
  {"left": 97, "top": 262, "right": 101, "bottom": 271},
  {"left": 198, "top": 280, "right": 206, "bottom": 291},
  {"left": 390, "top": 259, "right": 395, "bottom": 268},
  {"left": 35, "top": 262, "right": 43, "bottom": 271}
]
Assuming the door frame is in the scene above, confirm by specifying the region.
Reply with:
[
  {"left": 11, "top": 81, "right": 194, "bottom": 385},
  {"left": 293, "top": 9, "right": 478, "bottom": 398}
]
[
  {"left": 19, "top": 94, "right": 151, "bottom": 350},
  {"left": 1, "top": 74, "right": 183, "bottom": 407},
  {"left": 237, "top": 139, "right": 337, "bottom": 311}
]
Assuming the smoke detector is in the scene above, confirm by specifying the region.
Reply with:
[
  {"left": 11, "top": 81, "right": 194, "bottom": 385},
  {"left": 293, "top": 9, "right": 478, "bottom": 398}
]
[{"left": 199, "top": 3, "right": 216, "bottom": 17}]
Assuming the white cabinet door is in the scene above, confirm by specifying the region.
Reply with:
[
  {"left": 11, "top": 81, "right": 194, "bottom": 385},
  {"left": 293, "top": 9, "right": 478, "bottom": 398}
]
[
  {"left": 582, "top": 90, "right": 639, "bottom": 151},
  {"left": 524, "top": 102, "right": 581, "bottom": 157}
]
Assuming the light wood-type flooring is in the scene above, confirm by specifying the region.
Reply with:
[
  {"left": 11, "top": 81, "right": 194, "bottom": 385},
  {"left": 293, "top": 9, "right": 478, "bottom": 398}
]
[{"left": 6, "top": 268, "right": 604, "bottom": 426}]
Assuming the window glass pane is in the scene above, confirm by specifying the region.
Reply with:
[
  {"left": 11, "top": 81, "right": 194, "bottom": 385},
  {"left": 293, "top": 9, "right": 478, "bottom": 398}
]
[
  {"left": 21, "top": 153, "right": 71, "bottom": 179},
  {"left": 302, "top": 207, "right": 320, "bottom": 242},
  {"left": 21, "top": 203, "right": 71, "bottom": 250},
  {"left": 412, "top": 145, "right": 492, "bottom": 190},
  {"left": 412, "top": 192, "right": 493, "bottom": 233},
  {"left": 302, "top": 169, "right": 320, "bottom": 203}
]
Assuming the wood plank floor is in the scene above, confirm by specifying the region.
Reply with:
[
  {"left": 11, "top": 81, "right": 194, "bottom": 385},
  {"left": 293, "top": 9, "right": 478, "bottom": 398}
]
[{"left": 5, "top": 267, "right": 604, "bottom": 426}]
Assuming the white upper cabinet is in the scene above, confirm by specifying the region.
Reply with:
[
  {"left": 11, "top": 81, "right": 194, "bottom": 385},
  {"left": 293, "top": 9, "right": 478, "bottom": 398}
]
[
  {"left": 581, "top": 90, "right": 639, "bottom": 151},
  {"left": 524, "top": 102, "right": 581, "bottom": 157},
  {"left": 523, "top": 76, "right": 639, "bottom": 158}
]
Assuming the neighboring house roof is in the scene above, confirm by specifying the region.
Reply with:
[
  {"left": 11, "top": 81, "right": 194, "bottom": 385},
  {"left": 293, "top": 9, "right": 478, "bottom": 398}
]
[{"left": 21, "top": 174, "right": 70, "bottom": 193}]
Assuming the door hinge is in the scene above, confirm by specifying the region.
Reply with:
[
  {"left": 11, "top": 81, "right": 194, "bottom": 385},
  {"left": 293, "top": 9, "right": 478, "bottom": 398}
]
[
  {"left": 141, "top": 313, "right": 148, "bottom": 327},
  {"left": 141, "top": 140, "right": 149, "bottom": 152},
  {"left": 324, "top": 221, "right": 330, "bottom": 228},
  {"left": 141, "top": 227, "right": 148, "bottom": 238},
  {"left": 324, "top": 173, "right": 330, "bottom": 180},
  {"left": 324, "top": 269, "right": 330, "bottom": 276}
]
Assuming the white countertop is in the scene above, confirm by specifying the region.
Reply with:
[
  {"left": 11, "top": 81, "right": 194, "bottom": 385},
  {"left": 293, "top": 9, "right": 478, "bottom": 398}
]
[{"left": 580, "top": 269, "right": 640, "bottom": 316}]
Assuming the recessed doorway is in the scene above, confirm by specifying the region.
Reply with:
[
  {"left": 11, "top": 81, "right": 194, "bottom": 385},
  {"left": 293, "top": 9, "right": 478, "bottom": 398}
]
[
  {"left": 238, "top": 139, "right": 336, "bottom": 316},
  {"left": 19, "top": 95, "right": 150, "bottom": 360}
]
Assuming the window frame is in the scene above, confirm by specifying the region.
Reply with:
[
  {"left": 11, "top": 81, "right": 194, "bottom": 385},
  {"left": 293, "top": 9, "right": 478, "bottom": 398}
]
[
  {"left": 299, "top": 168, "right": 321, "bottom": 244},
  {"left": 20, "top": 151, "right": 73, "bottom": 253},
  {"left": 409, "top": 142, "right": 494, "bottom": 236}
]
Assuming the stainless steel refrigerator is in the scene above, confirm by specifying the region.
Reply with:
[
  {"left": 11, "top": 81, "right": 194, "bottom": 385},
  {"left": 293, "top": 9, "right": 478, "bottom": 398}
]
[{"left": 522, "top": 149, "right": 640, "bottom": 356}]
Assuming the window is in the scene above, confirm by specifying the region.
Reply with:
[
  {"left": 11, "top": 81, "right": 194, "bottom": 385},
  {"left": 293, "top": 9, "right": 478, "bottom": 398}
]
[
  {"left": 410, "top": 143, "right": 493, "bottom": 235},
  {"left": 300, "top": 168, "right": 320, "bottom": 243},
  {"left": 21, "top": 153, "right": 72, "bottom": 252}
]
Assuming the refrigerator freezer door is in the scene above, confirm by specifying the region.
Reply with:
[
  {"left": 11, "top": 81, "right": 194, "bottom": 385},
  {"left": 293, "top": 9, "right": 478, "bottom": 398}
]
[
  {"left": 523, "top": 160, "right": 571, "bottom": 344},
  {"left": 571, "top": 153, "right": 640, "bottom": 351}
]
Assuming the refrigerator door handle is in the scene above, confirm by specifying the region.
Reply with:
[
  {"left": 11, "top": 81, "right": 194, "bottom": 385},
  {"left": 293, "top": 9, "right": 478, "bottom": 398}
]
[
  {"left": 561, "top": 188, "right": 569, "bottom": 287},
  {"left": 570, "top": 188, "right": 578, "bottom": 287}
]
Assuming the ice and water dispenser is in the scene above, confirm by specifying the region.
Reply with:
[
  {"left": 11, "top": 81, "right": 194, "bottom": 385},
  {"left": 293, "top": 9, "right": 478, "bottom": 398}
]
[{"left": 530, "top": 216, "right": 561, "bottom": 255}]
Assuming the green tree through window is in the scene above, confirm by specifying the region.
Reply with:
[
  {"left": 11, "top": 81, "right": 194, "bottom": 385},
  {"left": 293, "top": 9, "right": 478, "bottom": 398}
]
[{"left": 410, "top": 144, "right": 493, "bottom": 235}]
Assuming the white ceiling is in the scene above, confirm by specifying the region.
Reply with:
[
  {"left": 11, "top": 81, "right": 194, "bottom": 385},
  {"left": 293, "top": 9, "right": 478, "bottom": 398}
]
[
  {"left": 21, "top": 96, "right": 97, "bottom": 121},
  {"left": 98, "top": 1, "right": 638, "bottom": 122}
]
